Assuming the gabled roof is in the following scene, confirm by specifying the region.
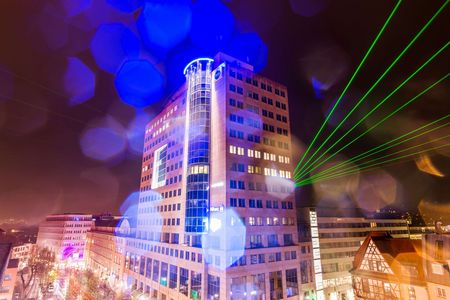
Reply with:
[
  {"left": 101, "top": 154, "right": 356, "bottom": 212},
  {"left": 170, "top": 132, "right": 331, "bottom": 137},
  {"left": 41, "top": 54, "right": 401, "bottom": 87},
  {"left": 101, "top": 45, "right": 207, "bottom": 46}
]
[{"left": 352, "top": 232, "right": 425, "bottom": 283}]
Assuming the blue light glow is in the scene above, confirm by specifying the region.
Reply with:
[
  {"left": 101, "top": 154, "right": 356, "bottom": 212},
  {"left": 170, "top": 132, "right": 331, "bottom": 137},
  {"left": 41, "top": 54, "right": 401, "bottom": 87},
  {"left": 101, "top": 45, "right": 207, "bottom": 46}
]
[
  {"left": 227, "top": 33, "right": 268, "bottom": 72},
  {"left": 64, "top": 57, "right": 95, "bottom": 106},
  {"left": 190, "top": 0, "right": 234, "bottom": 51},
  {"left": 107, "top": 0, "right": 143, "bottom": 13},
  {"left": 183, "top": 57, "right": 214, "bottom": 75},
  {"left": 114, "top": 59, "right": 164, "bottom": 108},
  {"left": 68, "top": 0, "right": 131, "bottom": 31},
  {"left": 55, "top": 0, "right": 92, "bottom": 18},
  {"left": 312, "top": 77, "right": 324, "bottom": 99},
  {"left": 35, "top": 4, "right": 69, "bottom": 51},
  {"left": 119, "top": 191, "right": 140, "bottom": 216},
  {"left": 289, "top": 0, "right": 328, "bottom": 17},
  {"left": 201, "top": 209, "right": 246, "bottom": 270},
  {"left": 80, "top": 127, "right": 126, "bottom": 161},
  {"left": 165, "top": 45, "right": 210, "bottom": 91},
  {"left": 127, "top": 111, "right": 152, "bottom": 155},
  {"left": 137, "top": 0, "right": 191, "bottom": 52},
  {"left": 91, "top": 23, "right": 140, "bottom": 74}
]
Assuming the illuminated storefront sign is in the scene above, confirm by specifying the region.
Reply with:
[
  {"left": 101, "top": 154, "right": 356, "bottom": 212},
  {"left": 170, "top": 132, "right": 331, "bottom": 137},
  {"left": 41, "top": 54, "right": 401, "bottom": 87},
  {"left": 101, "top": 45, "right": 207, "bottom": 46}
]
[{"left": 310, "top": 209, "right": 324, "bottom": 300}]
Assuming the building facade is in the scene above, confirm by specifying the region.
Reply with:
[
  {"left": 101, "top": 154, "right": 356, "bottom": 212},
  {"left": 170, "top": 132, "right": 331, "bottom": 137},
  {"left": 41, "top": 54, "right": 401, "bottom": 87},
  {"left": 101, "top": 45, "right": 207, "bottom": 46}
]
[
  {"left": 11, "top": 243, "right": 35, "bottom": 269},
  {"left": 36, "top": 213, "right": 93, "bottom": 265},
  {"left": 85, "top": 215, "right": 131, "bottom": 289},
  {"left": 351, "top": 232, "right": 427, "bottom": 300},
  {"left": 125, "top": 53, "right": 302, "bottom": 300},
  {"left": 0, "top": 243, "right": 19, "bottom": 300},
  {"left": 297, "top": 207, "right": 410, "bottom": 300},
  {"left": 422, "top": 230, "right": 450, "bottom": 300}
]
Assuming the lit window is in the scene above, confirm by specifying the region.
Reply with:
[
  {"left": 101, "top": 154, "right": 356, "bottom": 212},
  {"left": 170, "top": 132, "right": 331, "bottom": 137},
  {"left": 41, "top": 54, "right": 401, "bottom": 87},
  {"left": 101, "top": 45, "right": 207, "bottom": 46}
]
[
  {"left": 263, "top": 152, "right": 270, "bottom": 160},
  {"left": 255, "top": 151, "right": 261, "bottom": 158},
  {"left": 248, "top": 165, "right": 254, "bottom": 174},
  {"left": 278, "top": 155, "right": 284, "bottom": 163},
  {"left": 256, "top": 217, "right": 263, "bottom": 226},
  {"left": 247, "top": 149, "right": 254, "bottom": 157},
  {"left": 229, "top": 145, "right": 236, "bottom": 154},
  {"left": 237, "top": 147, "right": 245, "bottom": 156}
]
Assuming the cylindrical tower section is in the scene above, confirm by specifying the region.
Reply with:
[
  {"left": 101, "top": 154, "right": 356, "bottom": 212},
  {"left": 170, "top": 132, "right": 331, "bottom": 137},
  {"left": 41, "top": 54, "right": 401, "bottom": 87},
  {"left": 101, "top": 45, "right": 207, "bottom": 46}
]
[{"left": 183, "top": 58, "right": 214, "bottom": 234}]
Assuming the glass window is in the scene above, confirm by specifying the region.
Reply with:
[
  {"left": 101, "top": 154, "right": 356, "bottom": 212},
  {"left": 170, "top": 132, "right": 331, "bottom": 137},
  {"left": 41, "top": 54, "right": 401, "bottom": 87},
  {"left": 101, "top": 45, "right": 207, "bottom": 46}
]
[
  {"left": 179, "top": 268, "right": 188, "bottom": 296},
  {"left": 207, "top": 275, "right": 220, "bottom": 299},
  {"left": 152, "top": 260, "right": 160, "bottom": 282},
  {"left": 269, "top": 271, "right": 283, "bottom": 300},
  {"left": 160, "top": 262, "right": 168, "bottom": 286},
  {"left": 252, "top": 274, "right": 266, "bottom": 300},
  {"left": 231, "top": 276, "right": 247, "bottom": 300},
  {"left": 285, "top": 269, "right": 299, "bottom": 297},
  {"left": 191, "top": 271, "right": 202, "bottom": 299}
]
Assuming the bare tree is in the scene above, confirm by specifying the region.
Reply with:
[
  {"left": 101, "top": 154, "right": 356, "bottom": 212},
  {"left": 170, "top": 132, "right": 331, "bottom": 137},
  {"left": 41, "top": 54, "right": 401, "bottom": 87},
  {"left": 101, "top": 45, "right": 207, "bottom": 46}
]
[{"left": 16, "top": 247, "right": 55, "bottom": 298}]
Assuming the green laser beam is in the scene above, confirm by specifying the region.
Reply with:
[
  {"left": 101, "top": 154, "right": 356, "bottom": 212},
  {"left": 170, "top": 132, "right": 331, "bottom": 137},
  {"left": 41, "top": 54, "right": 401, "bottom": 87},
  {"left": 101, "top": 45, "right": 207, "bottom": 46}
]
[
  {"left": 296, "top": 71, "right": 450, "bottom": 181},
  {"left": 302, "top": 117, "right": 450, "bottom": 182},
  {"left": 295, "top": 47, "right": 450, "bottom": 181},
  {"left": 296, "top": 52, "right": 449, "bottom": 181},
  {"left": 294, "top": 0, "right": 449, "bottom": 177},
  {"left": 293, "top": 0, "right": 403, "bottom": 175},
  {"left": 302, "top": 139, "right": 450, "bottom": 183},
  {"left": 298, "top": 142, "right": 450, "bottom": 186},
  {"left": 303, "top": 133, "right": 450, "bottom": 183}
]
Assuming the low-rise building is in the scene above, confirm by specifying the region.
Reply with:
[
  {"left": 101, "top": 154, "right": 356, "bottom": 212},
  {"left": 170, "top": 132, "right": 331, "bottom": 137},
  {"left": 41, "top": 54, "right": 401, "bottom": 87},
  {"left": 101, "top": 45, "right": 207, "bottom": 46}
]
[
  {"left": 11, "top": 243, "right": 34, "bottom": 269},
  {"left": 85, "top": 215, "right": 132, "bottom": 288},
  {"left": 422, "top": 224, "right": 450, "bottom": 300},
  {"left": 36, "top": 213, "right": 93, "bottom": 265},
  {"left": 351, "top": 232, "right": 427, "bottom": 300},
  {"left": 297, "top": 207, "right": 410, "bottom": 300},
  {"left": 0, "top": 243, "right": 19, "bottom": 300}
]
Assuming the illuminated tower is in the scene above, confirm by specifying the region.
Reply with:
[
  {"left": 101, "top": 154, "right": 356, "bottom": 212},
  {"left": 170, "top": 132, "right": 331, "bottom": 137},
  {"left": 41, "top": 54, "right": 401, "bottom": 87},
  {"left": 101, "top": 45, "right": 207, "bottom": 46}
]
[
  {"left": 184, "top": 58, "right": 213, "bottom": 234},
  {"left": 126, "top": 53, "right": 304, "bottom": 300}
]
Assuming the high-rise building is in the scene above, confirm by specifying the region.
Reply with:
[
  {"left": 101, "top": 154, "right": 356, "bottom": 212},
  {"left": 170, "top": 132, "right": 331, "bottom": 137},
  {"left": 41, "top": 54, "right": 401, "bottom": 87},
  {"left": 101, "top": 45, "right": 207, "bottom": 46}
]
[
  {"left": 125, "top": 53, "right": 302, "bottom": 300},
  {"left": 297, "top": 207, "right": 410, "bottom": 300},
  {"left": 36, "top": 213, "right": 93, "bottom": 265}
]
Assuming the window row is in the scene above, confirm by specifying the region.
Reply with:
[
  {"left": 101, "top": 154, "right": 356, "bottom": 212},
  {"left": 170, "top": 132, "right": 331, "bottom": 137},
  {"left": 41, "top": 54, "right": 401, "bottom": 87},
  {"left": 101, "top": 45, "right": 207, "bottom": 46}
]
[
  {"left": 229, "top": 198, "right": 294, "bottom": 210},
  {"left": 229, "top": 83, "right": 288, "bottom": 110},
  {"left": 229, "top": 70, "right": 287, "bottom": 97},
  {"left": 262, "top": 109, "right": 288, "bottom": 123},
  {"left": 138, "top": 202, "right": 182, "bottom": 213},
  {"left": 247, "top": 216, "right": 295, "bottom": 226},
  {"left": 230, "top": 180, "right": 294, "bottom": 194},
  {"left": 263, "top": 123, "right": 289, "bottom": 136},
  {"left": 248, "top": 233, "right": 295, "bottom": 248},
  {"left": 229, "top": 145, "right": 290, "bottom": 162},
  {"left": 146, "top": 104, "right": 179, "bottom": 134}
]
